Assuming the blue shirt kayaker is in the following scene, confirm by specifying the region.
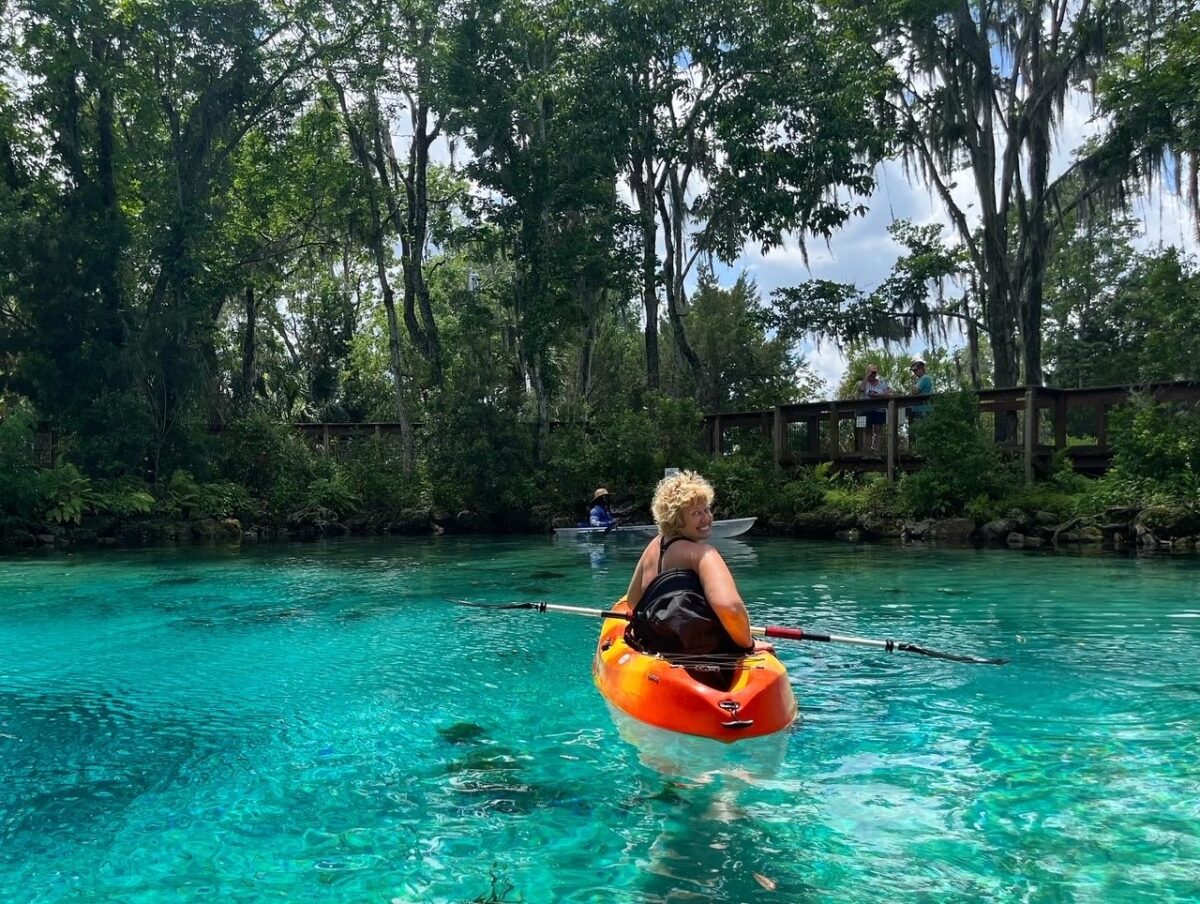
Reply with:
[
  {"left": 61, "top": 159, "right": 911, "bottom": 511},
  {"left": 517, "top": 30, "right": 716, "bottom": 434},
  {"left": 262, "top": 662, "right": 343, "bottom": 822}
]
[{"left": 589, "top": 488, "right": 616, "bottom": 528}]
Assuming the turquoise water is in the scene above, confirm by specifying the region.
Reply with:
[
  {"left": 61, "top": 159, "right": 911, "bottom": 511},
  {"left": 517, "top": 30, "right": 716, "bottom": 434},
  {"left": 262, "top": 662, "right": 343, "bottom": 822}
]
[{"left": 2, "top": 537, "right": 1199, "bottom": 902}]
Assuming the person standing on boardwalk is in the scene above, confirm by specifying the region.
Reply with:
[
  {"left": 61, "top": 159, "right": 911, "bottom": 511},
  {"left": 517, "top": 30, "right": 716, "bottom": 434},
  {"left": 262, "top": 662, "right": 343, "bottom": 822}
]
[
  {"left": 907, "top": 359, "right": 934, "bottom": 431},
  {"left": 857, "top": 364, "right": 892, "bottom": 452}
]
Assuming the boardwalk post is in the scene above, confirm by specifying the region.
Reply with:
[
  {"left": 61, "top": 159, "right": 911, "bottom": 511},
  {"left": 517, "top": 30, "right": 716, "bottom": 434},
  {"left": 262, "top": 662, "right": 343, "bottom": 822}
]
[
  {"left": 773, "top": 406, "right": 786, "bottom": 471},
  {"left": 886, "top": 399, "right": 897, "bottom": 484},
  {"left": 828, "top": 403, "right": 839, "bottom": 465},
  {"left": 714, "top": 415, "right": 724, "bottom": 456},
  {"left": 1054, "top": 392, "right": 1067, "bottom": 451},
  {"left": 807, "top": 415, "right": 821, "bottom": 455},
  {"left": 322, "top": 424, "right": 330, "bottom": 455},
  {"left": 1023, "top": 387, "right": 1036, "bottom": 484}
]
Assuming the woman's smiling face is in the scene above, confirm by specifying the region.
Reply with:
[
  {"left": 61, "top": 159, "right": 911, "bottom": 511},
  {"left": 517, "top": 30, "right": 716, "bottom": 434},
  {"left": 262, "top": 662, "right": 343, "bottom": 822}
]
[{"left": 679, "top": 499, "right": 713, "bottom": 539}]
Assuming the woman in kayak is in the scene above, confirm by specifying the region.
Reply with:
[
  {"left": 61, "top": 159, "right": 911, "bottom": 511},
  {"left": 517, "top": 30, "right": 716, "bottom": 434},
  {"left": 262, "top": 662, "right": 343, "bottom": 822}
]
[{"left": 623, "top": 470, "right": 774, "bottom": 657}]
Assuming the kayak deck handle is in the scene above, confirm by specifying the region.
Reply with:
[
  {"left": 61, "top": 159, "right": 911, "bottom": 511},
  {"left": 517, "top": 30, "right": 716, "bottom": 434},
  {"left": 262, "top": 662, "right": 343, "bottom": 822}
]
[{"left": 720, "top": 719, "right": 755, "bottom": 730}]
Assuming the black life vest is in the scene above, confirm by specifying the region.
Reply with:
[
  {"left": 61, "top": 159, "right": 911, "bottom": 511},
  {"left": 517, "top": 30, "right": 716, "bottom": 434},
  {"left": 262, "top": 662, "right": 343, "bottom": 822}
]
[{"left": 625, "top": 537, "right": 746, "bottom": 656}]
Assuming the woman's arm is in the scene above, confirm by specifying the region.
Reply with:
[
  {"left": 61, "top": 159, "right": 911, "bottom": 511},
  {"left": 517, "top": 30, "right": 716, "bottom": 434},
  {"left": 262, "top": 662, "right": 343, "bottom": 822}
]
[
  {"left": 625, "top": 548, "right": 648, "bottom": 607},
  {"left": 696, "top": 547, "right": 748, "bottom": 643},
  {"left": 696, "top": 547, "right": 773, "bottom": 652}
]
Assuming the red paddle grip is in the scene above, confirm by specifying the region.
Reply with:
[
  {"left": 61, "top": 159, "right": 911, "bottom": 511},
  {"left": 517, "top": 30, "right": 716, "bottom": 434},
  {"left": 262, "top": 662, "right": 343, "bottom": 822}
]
[{"left": 764, "top": 626, "right": 805, "bottom": 640}]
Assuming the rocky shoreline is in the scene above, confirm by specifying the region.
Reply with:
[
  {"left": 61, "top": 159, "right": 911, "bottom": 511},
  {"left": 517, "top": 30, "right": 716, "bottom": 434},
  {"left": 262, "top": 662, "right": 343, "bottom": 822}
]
[{"left": 765, "top": 503, "right": 1200, "bottom": 553}]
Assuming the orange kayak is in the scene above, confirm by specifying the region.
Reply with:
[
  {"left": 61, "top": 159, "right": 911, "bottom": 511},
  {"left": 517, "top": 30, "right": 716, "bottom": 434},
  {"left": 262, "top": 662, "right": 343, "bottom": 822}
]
[{"left": 592, "top": 599, "right": 797, "bottom": 743}]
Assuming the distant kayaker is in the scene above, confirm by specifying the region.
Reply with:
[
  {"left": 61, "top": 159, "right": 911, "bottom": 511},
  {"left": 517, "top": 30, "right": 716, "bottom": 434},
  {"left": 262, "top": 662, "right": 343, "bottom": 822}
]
[
  {"left": 623, "top": 471, "right": 774, "bottom": 657},
  {"left": 589, "top": 488, "right": 617, "bottom": 528}
]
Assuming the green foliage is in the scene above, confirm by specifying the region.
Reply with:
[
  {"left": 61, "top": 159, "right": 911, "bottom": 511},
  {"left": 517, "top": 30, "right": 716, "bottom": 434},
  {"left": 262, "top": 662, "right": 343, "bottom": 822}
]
[
  {"left": 91, "top": 478, "right": 155, "bottom": 518},
  {"left": 0, "top": 0, "right": 1194, "bottom": 542},
  {"left": 0, "top": 407, "right": 45, "bottom": 521},
  {"left": 152, "top": 470, "right": 255, "bottom": 521},
  {"left": 703, "top": 451, "right": 780, "bottom": 519},
  {"left": 425, "top": 388, "right": 538, "bottom": 528},
  {"left": 40, "top": 464, "right": 96, "bottom": 525},
  {"left": 769, "top": 221, "right": 972, "bottom": 352},
  {"left": 304, "top": 477, "right": 360, "bottom": 519},
  {"left": 218, "top": 412, "right": 317, "bottom": 523},
  {"left": 773, "top": 470, "right": 829, "bottom": 517},
  {"left": 1110, "top": 398, "right": 1200, "bottom": 482},
  {"left": 662, "top": 268, "right": 822, "bottom": 409},
  {"left": 899, "top": 390, "right": 1014, "bottom": 517},
  {"left": 160, "top": 470, "right": 201, "bottom": 517},
  {"left": 64, "top": 391, "right": 156, "bottom": 479},
  {"left": 1097, "top": 398, "right": 1200, "bottom": 507},
  {"left": 1045, "top": 225, "right": 1200, "bottom": 386},
  {"left": 339, "top": 440, "right": 429, "bottom": 523},
  {"left": 823, "top": 471, "right": 899, "bottom": 518}
]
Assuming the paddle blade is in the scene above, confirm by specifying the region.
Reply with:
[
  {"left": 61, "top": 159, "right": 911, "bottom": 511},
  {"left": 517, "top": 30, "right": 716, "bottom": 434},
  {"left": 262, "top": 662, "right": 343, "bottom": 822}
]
[
  {"left": 896, "top": 642, "right": 1009, "bottom": 665},
  {"left": 447, "top": 598, "right": 535, "bottom": 611}
]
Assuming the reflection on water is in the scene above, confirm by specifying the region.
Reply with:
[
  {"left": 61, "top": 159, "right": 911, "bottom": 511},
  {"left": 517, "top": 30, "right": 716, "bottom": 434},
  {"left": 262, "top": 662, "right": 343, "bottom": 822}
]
[
  {"left": 608, "top": 705, "right": 790, "bottom": 781},
  {"left": 565, "top": 534, "right": 759, "bottom": 572}
]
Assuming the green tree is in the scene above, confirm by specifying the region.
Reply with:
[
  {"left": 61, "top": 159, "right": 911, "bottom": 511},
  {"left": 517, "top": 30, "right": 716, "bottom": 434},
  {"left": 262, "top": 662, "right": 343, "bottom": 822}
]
[
  {"left": 602, "top": 0, "right": 889, "bottom": 391},
  {"left": 865, "top": 0, "right": 1131, "bottom": 387},
  {"left": 1045, "top": 231, "right": 1200, "bottom": 386},
  {"left": 769, "top": 220, "right": 992, "bottom": 389},
  {"left": 1092, "top": 6, "right": 1200, "bottom": 241},
  {"left": 662, "top": 268, "right": 821, "bottom": 410},
  {"left": 444, "top": 0, "right": 633, "bottom": 461}
]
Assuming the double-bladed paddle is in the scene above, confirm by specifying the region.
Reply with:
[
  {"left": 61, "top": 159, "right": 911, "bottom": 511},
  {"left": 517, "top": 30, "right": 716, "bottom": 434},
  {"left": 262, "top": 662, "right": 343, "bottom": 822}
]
[{"left": 449, "top": 599, "right": 1009, "bottom": 665}]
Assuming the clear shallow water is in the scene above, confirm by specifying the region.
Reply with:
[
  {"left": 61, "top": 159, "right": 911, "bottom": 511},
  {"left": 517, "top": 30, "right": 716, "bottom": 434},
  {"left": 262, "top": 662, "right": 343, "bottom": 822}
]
[{"left": 2, "top": 537, "right": 1199, "bottom": 903}]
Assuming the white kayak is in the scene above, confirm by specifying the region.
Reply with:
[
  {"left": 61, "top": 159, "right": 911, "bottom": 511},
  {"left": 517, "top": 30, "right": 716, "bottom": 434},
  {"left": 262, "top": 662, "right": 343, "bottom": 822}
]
[{"left": 553, "top": 517, "right": 756, "bottom": 541}]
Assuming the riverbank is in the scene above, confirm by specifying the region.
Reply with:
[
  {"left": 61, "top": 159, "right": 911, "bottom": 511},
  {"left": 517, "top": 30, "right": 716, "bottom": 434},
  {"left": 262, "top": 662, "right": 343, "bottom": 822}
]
[
  {"left": 5, "top": 500, "right": 1198, "bottom": 556},
  {"left": 759, "top": 503, "right": 1200, "bottom": 554}
]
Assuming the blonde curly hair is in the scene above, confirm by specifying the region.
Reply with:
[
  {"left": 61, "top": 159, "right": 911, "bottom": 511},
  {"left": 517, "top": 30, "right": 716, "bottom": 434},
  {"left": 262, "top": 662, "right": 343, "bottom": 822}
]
[{"left": 652, "top": 470, "right": 715, "bottom": 536}]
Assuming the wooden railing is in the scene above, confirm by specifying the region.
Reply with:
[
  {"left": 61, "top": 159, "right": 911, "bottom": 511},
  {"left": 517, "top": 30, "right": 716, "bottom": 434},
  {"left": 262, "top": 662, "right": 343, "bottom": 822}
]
[{"left": 703, "top": 381, "right": 1200, "bottom": 483}]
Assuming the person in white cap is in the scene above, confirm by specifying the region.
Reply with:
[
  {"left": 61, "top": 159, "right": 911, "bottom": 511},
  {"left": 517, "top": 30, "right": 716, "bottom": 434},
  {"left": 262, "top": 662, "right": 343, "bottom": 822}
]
[
  {"left": 857, "top": 363, "right": 892, "bottom": 452},
  {"left": 589, "top": 488, "right": 616, "bottom": 528}
]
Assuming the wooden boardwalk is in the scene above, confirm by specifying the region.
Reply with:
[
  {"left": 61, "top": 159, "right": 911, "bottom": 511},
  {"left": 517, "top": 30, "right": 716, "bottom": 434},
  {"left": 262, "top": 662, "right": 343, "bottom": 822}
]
[{"left": 702, "top": 381, "right": 1200, "bottom": 483}]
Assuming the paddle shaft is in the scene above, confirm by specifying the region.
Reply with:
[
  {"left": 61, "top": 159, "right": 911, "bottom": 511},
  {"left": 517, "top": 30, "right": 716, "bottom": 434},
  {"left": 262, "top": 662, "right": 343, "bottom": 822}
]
[{"left": 514, "top": 601, "right": 1006, "bottom": 665}]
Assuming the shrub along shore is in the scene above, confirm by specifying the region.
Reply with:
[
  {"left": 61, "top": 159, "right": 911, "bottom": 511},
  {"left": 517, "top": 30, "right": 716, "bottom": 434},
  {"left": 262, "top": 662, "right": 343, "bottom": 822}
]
[{"left": 2, "top": 394, "right": 1198, "bottom": 555}]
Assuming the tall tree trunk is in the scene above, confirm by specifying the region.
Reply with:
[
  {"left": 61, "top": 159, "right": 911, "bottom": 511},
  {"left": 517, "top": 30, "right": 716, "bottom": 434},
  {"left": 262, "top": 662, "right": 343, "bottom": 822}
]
[
  {"left": 1020, "top": 28, "right": 1054, "bottom": 388},
  {"left": 656, "top": 172, "right": 705, "bottom": 393},
  {"left": 237, "top": 285, "right": 257, "bottom": 409},
  {"left": 631, "top": 151, "right": 659, "bottom": 391},
  {"left": 329, "top": 75, "right": 415, "bottom": 469},
  {"left": 397, "top": 30, "right": 443, "bottom": 383},
  {"left": 375, "top": 256, "right": 415, "bottom": 473},
  {"left": 576, "top": 285, "right": 603, "bottom": 406},
  {"left": 530, "top": 359, "right": 551, "bottom": 466},
  {"left": 94, "top": 69, "right": 125, "bottom": 347}
]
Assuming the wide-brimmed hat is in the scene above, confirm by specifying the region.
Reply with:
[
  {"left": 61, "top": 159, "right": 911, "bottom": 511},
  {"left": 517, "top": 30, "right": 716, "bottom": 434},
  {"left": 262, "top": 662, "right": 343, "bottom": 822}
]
[{"left": 592, "top": 488, "right": 609, "bottom": 501}]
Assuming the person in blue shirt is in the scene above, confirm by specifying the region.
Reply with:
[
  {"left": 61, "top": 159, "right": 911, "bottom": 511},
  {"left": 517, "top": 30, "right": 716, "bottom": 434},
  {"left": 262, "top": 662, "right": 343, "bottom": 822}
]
[
  {"left": 908, "top": 359, "right": 934, "bottom": 427},
  {"left": 589, "top": 488, "right": 617, "bottom": 528}
]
